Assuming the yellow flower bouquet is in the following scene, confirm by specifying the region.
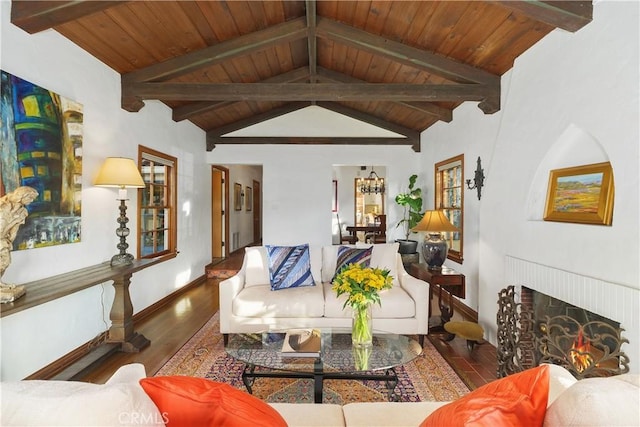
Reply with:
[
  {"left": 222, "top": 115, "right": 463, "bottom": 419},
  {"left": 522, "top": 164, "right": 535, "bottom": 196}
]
[{"left": 332, "top": 263, "right": 393, "bottom": 348}]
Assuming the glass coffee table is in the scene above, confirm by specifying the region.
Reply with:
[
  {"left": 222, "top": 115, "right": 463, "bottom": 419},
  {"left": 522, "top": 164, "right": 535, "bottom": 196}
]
[{"left": 225, "top": 329, "right": 422, "bottom": 403}]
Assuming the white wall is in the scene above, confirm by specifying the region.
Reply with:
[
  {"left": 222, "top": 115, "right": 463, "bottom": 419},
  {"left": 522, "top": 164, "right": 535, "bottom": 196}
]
[
  {"left": 0, "top": 2, "right": 211, "bottom": 380},
  {"left": 420, "top": 0, "right": 640, "bottom": 371},
  {"left": 207, "top": 145, "right": 422, "bottom": 247}
]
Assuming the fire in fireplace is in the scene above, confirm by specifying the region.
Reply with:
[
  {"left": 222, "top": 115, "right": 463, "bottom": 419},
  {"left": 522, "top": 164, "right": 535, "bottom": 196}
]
[{"left": 497, "top": 286, "right": 630, "bottom": 379}]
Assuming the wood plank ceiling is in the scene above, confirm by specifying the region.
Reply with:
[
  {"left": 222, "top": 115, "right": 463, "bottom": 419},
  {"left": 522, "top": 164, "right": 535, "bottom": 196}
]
[{"left": 11, "top": 1, "right": 592, "bottom": 152}]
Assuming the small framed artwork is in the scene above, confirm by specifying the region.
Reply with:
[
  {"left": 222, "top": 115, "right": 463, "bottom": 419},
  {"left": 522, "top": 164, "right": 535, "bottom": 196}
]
[
  {"left": 246, "top": 186, "right": 252, "bottom": 211},
  {"left": 544, "top": 161, "right": 614, "bottom": 225},
  {"left": 332, "top": 180, "right": 338, "bottom": 212},
  {"left": 234, "top": 183, "right": 242, "bottom": 211}
]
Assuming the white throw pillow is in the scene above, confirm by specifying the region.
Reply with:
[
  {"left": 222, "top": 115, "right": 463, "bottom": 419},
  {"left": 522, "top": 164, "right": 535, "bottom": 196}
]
[
  {"left": 543, "top": 373, "right": 640, "bottom": 426},
  {"left": 0, "top": 363, "right": 164, "bottom": 426},
  {"left": 356, "top": 242, "right": 400, "bottom": 285},
  {"left": 244, "top": 246, "right": 271, "bottom": 287}
]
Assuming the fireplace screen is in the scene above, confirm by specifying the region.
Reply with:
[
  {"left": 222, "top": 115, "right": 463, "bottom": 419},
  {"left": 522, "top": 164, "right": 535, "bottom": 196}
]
[{"left": 497, "top": 286, "right": 630, "bottom": 379}]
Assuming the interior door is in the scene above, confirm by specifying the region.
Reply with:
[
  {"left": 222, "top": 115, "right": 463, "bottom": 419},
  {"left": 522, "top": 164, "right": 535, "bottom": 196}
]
[
  {"left": 211, "top": 166, "right": 229, "bottom": 259},
  {"left": 252, "top": 180, "right": 261, "bottom": 244}
]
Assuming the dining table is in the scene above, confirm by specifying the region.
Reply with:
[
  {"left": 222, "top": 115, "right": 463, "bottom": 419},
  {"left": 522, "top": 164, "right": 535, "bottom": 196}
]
[{"left": 345, "top": 224, "right": 384, "bottom": 242}]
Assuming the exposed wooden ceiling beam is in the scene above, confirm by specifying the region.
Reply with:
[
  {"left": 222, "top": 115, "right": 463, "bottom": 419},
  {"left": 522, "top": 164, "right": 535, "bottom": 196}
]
[
  {"left": 122, "top": 17, "right": 308, "bottom": 84},
  {"left": 496, "top": 1, "right": 592, "bottom": 32},
  {"left": 172, "top": 67, "right": 310, "bottom": 122},
  {"left": 123, "top": 82, "right": 498, "bottom": 109},
  {"left": 207, "top": 136, "right": 415, "bottom": 152},
  {"left": 306, "top": 0, "right": 318, "bottom": 84},
  {"left": 316, "top": 102, "right": 419, "bottom": 141},
  {"left": 206, "top": 101, "right": 419, "bottom": 152},
  {"left": 207, "top": 102, "right": 310, "bottom": 139},
  {"left": 10, "top": 0, "right": 123, "bottom": 34},
  {"left": 315, "top": 17, "right": 500, "bottom": 86},
  {"left": 316, "top": 67, "right": 452, "bottom": 122}
]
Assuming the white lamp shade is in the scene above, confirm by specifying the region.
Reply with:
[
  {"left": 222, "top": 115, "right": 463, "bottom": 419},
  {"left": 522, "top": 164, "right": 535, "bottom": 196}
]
[{"left": 94, "top": 157, "right": 145, "bottom": 188}]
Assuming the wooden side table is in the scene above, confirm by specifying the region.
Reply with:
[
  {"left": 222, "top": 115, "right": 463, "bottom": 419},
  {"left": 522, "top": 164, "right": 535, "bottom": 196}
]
[{"left": 408, "top": 263, "right": 465, "bottom": 333}]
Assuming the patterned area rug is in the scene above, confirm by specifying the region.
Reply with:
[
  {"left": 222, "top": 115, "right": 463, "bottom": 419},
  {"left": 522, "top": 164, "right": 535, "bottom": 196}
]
[{"left": 155, "top": 312, "right": 470, "bottom": 404}]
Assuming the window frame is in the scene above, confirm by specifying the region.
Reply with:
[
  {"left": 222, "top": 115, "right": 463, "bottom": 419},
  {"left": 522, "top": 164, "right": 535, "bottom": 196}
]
[
  {"left": 434, "top": 154, "right": 464, "bottom": 264},
  {"left": 137, "top": 145, "right": 177, "bottom": 260}
]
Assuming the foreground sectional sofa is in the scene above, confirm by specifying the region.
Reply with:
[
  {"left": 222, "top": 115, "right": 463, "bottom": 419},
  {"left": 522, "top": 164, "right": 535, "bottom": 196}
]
[
  {"left": 2, "top": 363, "right": 638, "bottom": 426},
  {"left": 219, "top": 243, "right": 430, "bottom": 343}
]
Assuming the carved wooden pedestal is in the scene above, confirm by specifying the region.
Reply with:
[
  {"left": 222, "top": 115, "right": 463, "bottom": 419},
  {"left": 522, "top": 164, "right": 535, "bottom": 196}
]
[
  {"left": 1, "top": 258, "right": 162, "bottom": 353},
  {"left": 106, "top": 272, "right": 150, "bottom": 352}
]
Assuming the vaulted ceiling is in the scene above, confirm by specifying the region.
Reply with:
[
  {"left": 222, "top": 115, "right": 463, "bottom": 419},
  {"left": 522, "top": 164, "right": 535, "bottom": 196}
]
[{"left": 10, "top": 1, "right": 592, "bottom": 151}]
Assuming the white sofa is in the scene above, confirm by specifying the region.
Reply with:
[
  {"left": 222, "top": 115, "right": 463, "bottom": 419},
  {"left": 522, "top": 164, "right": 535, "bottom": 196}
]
[
  {"left": 219, "top": 243, "right": 430, "bottom": 344},
  {"left": 2, "top": 363, "right": 638, "bottom": 426}
]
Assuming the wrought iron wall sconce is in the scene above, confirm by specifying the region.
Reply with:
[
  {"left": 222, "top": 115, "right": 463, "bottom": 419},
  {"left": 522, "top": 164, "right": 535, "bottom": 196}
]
[{"left": 466, "top": 156, "right": 485, "bottom": 200}]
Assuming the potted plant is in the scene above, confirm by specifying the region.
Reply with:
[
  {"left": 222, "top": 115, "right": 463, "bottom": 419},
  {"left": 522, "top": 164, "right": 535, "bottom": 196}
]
[{"left": 394, "top": 174, "right": 423, "bottom": 254}]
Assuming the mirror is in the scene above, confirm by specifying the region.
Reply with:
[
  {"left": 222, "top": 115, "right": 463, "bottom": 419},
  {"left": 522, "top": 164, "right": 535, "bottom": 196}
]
[
  {"left": 331, "top": 166, "right": 386, "bottom": 244},
  {"left": 355, "top": 180, "right": 385, "bottom": 226}
]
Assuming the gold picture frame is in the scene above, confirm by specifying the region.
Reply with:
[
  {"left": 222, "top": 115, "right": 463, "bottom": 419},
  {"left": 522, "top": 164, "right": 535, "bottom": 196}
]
[
  {"left": 234, "top": 183, "right": 242, "bottom": 211},
  {"left": 245, "top": 186, "right": 252, "bottom": 211},
  {"left": 544, "top": 161, "right": 614, "bottom": 225}
]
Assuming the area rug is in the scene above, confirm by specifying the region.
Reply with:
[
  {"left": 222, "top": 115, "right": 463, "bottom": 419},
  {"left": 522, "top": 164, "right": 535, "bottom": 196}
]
[{"left": 155, "top": 312, "right": 470, "bottom": 404}]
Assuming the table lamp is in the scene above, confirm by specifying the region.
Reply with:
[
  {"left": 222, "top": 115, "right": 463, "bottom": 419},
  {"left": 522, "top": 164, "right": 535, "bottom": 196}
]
[
  {"left": 412, "top": 210, "right": 458, "bottom": 269},
  {"left": 94, "top": 157, "right": 145, "bottom": 266}
]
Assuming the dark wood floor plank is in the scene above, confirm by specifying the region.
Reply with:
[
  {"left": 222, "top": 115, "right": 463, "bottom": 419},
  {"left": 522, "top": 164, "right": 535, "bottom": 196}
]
[{"left": 78, "top": 251, "right": 497, "bottom": 389}]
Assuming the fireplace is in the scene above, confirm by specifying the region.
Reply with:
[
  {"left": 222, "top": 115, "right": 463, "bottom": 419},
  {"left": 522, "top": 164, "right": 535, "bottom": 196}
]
[{"left": 497, "top": 285, "right": 630, "bottom": 379}]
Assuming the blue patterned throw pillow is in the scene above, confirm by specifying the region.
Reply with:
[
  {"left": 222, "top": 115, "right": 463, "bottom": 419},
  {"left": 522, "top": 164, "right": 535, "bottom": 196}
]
[
  {"left": 266, "top": 244, "right": 315, "bottom": 291},
  {"left": 332, "top": 245, "right": 373, "bottom": 282}
]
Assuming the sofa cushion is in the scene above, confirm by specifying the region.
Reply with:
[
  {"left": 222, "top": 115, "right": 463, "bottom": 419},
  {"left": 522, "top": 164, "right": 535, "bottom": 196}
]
[
  {"left": 356, "top": 242, "right": 400, "bottom": 286},
  {"left": 0, "top": 363, "right": 163, "bottom": 427},
  {"left": 234, "top": 284, "right": 325, "bottom": 318},
  {"left": 420, "top": 364, "right": 550, "bottom": 427},
  {"left": 543, "top": 373, "right": 640, "bottom": 427},
  {"left": 545, "top": 363, "right": 578, "bottom": 405},
  {"left": 140, "top": 376, "right": 287, "bottom": 427},
  {"left": 321, "top": 244, "right": 355, "bottom": 282},
  {"left": 323, "top": 243, "right": 399, "bottom": 284},
  {"left": 245, "top": 245, "right": 322, "bottom": 288},
  {"left": 343, "top": 402, "right": 447, "bottom": 427},
  {"left": 323, "top": 283, "right": 415, "bottom": 319},
  {"left": 333, "top": 246, "right": 373, "bottom": 282},
  {"left": 266, "top": 244, "right": 316, "bottom": 290},
  {"left": 269, "top": 403, "right": 346, "bottom": 427}
]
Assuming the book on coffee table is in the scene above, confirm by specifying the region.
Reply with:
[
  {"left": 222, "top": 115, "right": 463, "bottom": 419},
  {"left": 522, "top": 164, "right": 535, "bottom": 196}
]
[{"left": 280, "top": 329, "right": 321, "bottom": 357}]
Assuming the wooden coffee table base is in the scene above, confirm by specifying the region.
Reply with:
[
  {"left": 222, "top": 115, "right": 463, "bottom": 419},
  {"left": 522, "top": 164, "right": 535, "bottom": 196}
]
[{"left": 241, "top": 360, "right": 399, "bottom": 403}]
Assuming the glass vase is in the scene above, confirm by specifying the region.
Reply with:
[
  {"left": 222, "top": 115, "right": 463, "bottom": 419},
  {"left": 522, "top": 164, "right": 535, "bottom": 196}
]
[{"left": 352, "top": 304, "right": 373, "bottom": 348}]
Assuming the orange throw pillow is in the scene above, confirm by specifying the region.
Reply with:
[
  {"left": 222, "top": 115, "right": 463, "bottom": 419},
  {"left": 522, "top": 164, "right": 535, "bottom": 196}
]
[
  {"left": 140, "top": 376, "right": 287, "bottom": 427},
  {"left": 420, "top": 365, "right": 550, "bottom": 427}
]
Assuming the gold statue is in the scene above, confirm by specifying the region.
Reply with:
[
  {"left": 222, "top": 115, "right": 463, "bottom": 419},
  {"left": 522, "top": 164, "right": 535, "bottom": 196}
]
[{"left": 0, "top": 186, "right": 38, "bottom": 303}]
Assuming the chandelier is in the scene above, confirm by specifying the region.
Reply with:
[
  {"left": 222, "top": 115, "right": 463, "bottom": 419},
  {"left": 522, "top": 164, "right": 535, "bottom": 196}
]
[{"left": 359, "top": 168, "right": 385, "bottom": 195}]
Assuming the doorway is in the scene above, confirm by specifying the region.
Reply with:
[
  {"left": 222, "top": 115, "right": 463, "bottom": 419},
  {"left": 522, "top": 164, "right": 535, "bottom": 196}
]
[
  {"left": 252, "top": 180, "right": 261, "bottom": 244},
  {"left": 211, "top": 166, "right": 229, "bottom": 260}
]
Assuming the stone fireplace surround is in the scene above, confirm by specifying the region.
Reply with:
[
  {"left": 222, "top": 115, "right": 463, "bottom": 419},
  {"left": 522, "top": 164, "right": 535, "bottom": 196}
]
[{"left": 505, "top": 256, "right": 640, "bottom": 374}]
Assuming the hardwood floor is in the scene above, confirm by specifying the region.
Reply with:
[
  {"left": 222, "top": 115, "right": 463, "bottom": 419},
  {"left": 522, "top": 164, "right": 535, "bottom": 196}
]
[{"left": 78, "top": 251, "right": 497, "bottom": 389}]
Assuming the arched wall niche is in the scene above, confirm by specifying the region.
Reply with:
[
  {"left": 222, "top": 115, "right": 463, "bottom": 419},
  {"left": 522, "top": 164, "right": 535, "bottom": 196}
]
[{"left": 526, "top": 124, "right": 612, "bottom": 220}]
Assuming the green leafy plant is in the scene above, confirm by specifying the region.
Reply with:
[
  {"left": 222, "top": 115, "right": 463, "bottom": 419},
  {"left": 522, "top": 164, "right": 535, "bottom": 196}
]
[{"left": 395, "top": 174, "right": 423, "bottom": 241}]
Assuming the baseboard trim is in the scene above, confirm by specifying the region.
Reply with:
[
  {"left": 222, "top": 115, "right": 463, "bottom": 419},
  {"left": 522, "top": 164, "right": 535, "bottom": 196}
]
[
  {"left": 24, "top": 273, "right": 207, "bottom": 380},
  {"left": 442, "top": 289, "right": 478, "bottom": 323},
  {"left": 134, "top": 274, "right": 207, "bottom": 324}
]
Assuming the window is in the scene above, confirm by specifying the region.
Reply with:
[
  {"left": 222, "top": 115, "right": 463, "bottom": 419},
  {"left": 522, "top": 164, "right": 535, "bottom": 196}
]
[
  {"left": 137, "top": 146, "right": 177, "bottom": 259},
  {"left": 435, "top": 154, "right": 463, "bottom": 263}
]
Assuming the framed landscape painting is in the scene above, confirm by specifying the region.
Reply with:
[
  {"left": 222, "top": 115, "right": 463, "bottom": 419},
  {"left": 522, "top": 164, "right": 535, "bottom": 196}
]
[{"left": 544, "top": 161, "right": 614, "bottom": 225}]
